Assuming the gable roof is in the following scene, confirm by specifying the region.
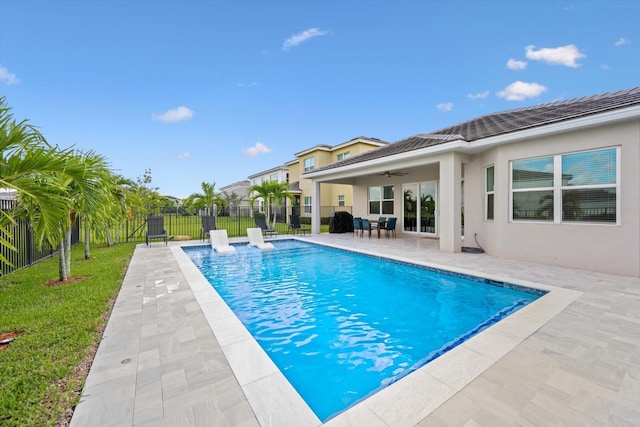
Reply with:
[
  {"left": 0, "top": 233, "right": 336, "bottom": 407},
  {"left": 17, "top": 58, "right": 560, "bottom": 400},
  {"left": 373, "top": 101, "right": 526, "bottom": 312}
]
[
  {"left": 293, "top": 136, "right": 388, "bottom": 158},
  {"left": 307, "top": 87, "right": 640, "bottom": 175}
]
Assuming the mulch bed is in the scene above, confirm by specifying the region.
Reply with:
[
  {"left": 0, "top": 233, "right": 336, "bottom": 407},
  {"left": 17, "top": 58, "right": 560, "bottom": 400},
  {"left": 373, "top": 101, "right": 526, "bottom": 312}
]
[
  {"left": 0, "top": 331, "right": 21, "bottom": 352},
  {"left": 44, "top": 276, "right": 86, "bottom": 287}
]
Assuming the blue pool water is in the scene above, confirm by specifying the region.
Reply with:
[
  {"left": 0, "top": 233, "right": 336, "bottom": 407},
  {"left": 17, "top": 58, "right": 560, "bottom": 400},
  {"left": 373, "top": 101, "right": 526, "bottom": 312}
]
[{"left": 183, "top": 240, "right": 542, "bottom": 421}]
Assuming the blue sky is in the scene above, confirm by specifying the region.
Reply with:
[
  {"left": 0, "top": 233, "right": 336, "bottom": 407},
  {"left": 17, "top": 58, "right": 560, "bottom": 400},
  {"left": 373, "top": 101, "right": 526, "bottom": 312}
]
[{"left": 1, "top": 1, "right": 638, "bottom": 198}]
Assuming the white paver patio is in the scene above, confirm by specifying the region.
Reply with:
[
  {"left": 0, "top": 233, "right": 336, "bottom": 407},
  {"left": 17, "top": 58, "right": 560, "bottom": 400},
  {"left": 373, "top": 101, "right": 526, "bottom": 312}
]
[{"left": 70, "top": 233, "right": 640, "bottom": 426}]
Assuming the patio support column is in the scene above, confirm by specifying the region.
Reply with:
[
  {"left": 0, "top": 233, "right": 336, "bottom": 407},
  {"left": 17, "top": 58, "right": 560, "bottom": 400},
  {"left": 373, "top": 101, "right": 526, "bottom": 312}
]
[
  {"left": 311, "top": 180, "right": 321, "bottom": 234},
  {"left": 439, "top": 152, "right": 462, "bottom": 253}
]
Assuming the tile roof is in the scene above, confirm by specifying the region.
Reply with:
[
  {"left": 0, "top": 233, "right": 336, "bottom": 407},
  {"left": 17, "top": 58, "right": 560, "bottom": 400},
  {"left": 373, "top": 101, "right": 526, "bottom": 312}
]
[{"left": 308, "top": 87, "right": 640, "bottom": 174}]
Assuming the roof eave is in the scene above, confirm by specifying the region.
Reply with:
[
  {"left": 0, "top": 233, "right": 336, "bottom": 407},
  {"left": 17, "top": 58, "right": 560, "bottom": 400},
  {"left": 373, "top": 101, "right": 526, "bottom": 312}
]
[
  {"left": 467, "top": 103, "right": 640, "bottom": 153},
  {"left": 303, "top": 139, "right": 469, "bottom": 179},
  {"left": 304, "top": 104, "right": 640, "bottom": 180}
]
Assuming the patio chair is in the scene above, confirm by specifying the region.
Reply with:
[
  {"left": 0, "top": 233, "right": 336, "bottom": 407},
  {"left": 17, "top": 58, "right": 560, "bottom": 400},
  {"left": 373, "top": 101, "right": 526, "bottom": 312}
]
[
  {"left": 247, "top": 228, "right": 275, "bottom": 250},
  {"left": 374, "top": 216, "right": 387, "bottom": 238},
  {"left": 361, "top": 219, "right": 372, "bottom": 238},
  {"left": 289, "top": 214, "right": 310, "bottom": 236},
  {"left": 254, "top": 215, "right": 278, "bottom": 239},
  {"left": 353, "top": 217, "right": 363, "bottom": 237},
  {"left": 209, "top": 230, "right": 236, "bottom": 254},
  {"left": 200, "top": 215, "right": 216, "bottom": 241},
  {"left": 385, "top": 217, "right": 397, "bottom": 238},
  {"left": 145, "top": 216, "right": 167, "bottom": 246}
]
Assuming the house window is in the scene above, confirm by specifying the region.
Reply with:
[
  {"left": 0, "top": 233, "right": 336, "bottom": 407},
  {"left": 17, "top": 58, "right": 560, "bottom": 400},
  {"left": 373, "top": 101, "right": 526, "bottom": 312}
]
[
  {"left": 510, "top": 147, "right": 618, "bottom": 223},
  {"left": 511, "top": 156, "right": 554, "bottom": 221},
  {"left": 304, "top": 157, "right": 315, "bottom": 172},
  {"left": 369, "top": 186, "right": 394, "bottom": 215},
  {"left": 337, "top": 152, "right": 350, "bottom": 161},
  {"left": 338, "top": 195, "right": 345, "bottom": 207},
  {"left": 485, "top": 165, "right": 494, "bottom": 220},
  {"left": 269, "top": 173, "right": 279, "bottom": 181},
  {"left": 303, "top": 196, "right": 312, "bottom": 214}
]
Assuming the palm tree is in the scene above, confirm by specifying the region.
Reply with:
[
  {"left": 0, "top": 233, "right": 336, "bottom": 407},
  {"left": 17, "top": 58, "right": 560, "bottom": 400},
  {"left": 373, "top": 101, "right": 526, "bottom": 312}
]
[
  {"left": 43, "top": 149, "right": 113, "bottom": 281},
  {"left": 249, "top": 180, "right": 293, "bottom": 229},
  {"left": 65, "top": 150, "right": 114, "bottom": 262},
  {"left": 101, "top": 174, "right": 134, "bottom": 247},
  {"left": 185, "top": 181, "right": 223, "bottom": 216},
  {"left": 0, "top": 99, "right": 91, "bottom": 265}
]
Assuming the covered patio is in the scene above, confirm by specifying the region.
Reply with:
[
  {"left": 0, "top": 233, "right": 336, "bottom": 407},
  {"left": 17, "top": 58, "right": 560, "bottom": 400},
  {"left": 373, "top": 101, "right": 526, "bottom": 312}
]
[{"left": 306, "top": 148, "right": 469, "bottom": 253}]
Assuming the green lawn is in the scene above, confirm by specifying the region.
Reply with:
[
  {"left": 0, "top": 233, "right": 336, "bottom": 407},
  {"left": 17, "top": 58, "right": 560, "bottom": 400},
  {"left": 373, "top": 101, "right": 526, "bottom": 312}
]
[
  {"left": 0, "top": 242, "right": 136, "bottom": 427},
  {"left": 114, "top": 214, "right": 328, "bottom": 242}
]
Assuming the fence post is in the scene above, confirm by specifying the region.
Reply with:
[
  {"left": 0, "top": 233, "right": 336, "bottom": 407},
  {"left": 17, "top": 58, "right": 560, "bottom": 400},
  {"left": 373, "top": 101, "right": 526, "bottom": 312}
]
[{"left": 26, "top": 221, "right": 32, "bottom": 266}]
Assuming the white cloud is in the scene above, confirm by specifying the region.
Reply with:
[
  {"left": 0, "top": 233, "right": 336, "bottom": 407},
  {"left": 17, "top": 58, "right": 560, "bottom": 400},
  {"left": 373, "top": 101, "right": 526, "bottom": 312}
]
[
  {"left": 601, "top": 64, "right": 612, "bottom": 70},
  {"left": 497, "top": 81, "right": 548, "bottom": 101},
  {"left": 468, "top": 91, "right": 490, "bottom": 100},
  {"left": 242, "top": 142, "right": 272, "bottom": 157},
  {"left": 151, "top": 106, "right": 194, "bottom": 123},
  {"left": 506, "top": 59, "right": 527, "bottom": 70},
  {"left": 615, "top": 37, "right": 631, "bottom": 47},
  {"left": 282, "top": 28, "right": 330, "bottom": 51},
  {"left": 0, "top": 65, "right": 20, "bottom": 85},
  {"left": 237, "top": 82, "right": 257, "bottom": 87},
  {"left": 436, "top": 102, "right": 453, "bottom": 112},
  {"left": 525, "top": 44, "right": 585, "bottom": 68},
  {"left": 176, "top": 152, "right": 191, "bottom": 160}
]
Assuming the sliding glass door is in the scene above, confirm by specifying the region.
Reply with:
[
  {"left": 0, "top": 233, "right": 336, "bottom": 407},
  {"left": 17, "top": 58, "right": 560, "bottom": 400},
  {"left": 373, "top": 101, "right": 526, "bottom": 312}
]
[{"left": 402, "top": 181, "right": 437, "bottom": 235}]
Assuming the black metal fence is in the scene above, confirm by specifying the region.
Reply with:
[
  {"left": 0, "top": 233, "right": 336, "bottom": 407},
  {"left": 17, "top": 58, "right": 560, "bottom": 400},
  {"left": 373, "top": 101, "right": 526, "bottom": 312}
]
[
  {"left": 1, "top": 217, "right": 80, "bottom": 277},
  {"left": 1, "top": 204, "right": 352, "bottom": 275},
  {"left": 109, "top": 205, "right": 352, "bottom": 243}
]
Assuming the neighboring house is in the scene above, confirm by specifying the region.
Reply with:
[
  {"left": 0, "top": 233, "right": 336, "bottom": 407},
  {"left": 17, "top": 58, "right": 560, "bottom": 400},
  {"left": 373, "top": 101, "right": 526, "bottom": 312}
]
[
  {"left": 286, "top": 136, "right": 388, "bottom": 218},
  {"left": 248, "top": 165, "right": 290, "bottom": 217},
  {"left": 0, "top": 189, "right": 17, "bottom": 210},
  {"left": 219, "top": 180, "right": 251, "bottom": 212},
  {"left": 304, "top": 87, "right": 640, "bottom": 277}
]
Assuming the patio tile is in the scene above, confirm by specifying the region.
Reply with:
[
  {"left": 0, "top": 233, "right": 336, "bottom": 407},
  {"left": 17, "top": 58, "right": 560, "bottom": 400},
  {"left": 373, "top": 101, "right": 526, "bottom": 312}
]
[{"left": 71, "top": 235, "right": 640, "bottom": 426}]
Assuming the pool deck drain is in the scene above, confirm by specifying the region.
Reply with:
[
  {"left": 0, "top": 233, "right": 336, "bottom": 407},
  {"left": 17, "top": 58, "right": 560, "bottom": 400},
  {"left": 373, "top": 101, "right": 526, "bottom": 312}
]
[{"left": 71, "top": 234, "right": 640, "bottom": 426}]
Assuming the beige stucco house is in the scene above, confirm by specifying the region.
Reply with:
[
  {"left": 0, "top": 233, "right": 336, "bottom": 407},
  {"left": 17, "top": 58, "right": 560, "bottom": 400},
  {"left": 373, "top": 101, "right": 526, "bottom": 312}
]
[
  {"left": 286, "top": 136, "right": 388, "bottom": 217},
  {"left": 304, "top": 87, "right": 640, "bottom": 277}
]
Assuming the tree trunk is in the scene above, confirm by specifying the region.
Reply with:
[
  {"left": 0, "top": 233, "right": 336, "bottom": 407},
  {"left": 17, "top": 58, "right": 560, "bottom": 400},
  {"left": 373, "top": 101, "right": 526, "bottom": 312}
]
[
  {"left": 84, "top": 221, "right": 91, "bottom": 259},
  {"left": 105, "top": 221, "right": 114, "bottom": 246},
  {"left": 269, "top": 200, "right": 276, "bottom": 229},
  {"left": 58, "top": 241, "right": 68, "bottom": 282},
  {"left": 64, "top": 228, "right": 72, "bottom": 279}
]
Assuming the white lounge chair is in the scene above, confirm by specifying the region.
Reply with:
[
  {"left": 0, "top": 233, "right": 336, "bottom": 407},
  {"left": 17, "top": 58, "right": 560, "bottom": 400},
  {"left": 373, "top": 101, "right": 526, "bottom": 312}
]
[
  {"left": 209, "top": 230, "right": 236, "bottom": 254},
  {"left": 247, "top": 228, "right": 275, "bottom": 250}
]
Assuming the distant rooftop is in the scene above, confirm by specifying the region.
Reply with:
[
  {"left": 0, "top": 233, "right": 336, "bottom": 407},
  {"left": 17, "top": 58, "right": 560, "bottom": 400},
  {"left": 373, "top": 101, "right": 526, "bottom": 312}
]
[{"left": 294, "top": 136, "right": 388, "bottom": 158}]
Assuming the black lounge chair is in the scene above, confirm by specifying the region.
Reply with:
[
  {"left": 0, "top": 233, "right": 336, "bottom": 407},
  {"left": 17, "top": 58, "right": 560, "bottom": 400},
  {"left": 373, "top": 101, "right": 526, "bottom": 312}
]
[
  {"left": 289, "top": 215, "right": 310, "bottom": 236},
  {"left": 200, "top": 215, "right": 216, "bottom": 241},
  {"left": 146, "top": 216, "right": 167, "bottom": 246},
  {"left": 254, "top": 215, "right": 278, "bottom": 239}
]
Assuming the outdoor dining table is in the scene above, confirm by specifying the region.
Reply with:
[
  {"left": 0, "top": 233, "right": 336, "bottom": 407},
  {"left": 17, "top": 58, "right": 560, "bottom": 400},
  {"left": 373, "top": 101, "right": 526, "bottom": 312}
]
[{"left": 370, "top": 220, "right": 386, "bottom": 238}]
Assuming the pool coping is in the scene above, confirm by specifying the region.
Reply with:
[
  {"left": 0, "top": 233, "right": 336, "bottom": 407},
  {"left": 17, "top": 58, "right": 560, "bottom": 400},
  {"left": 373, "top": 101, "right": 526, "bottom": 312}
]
[{"left": 170, "top": 238, "right": 581, "bottom": 426}]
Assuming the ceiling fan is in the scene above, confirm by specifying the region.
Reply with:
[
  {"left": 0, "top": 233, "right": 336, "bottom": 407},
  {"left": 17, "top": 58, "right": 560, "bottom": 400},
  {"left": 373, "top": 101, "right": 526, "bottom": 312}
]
[{"left": 378, "top": 170, "right": 408, "bottom": 178}]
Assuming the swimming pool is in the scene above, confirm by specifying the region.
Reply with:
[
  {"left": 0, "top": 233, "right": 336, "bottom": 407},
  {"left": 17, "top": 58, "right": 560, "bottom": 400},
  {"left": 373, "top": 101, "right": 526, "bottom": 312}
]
[{"left": 183, "top": 240, "right": 543, "bottom": 421}]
